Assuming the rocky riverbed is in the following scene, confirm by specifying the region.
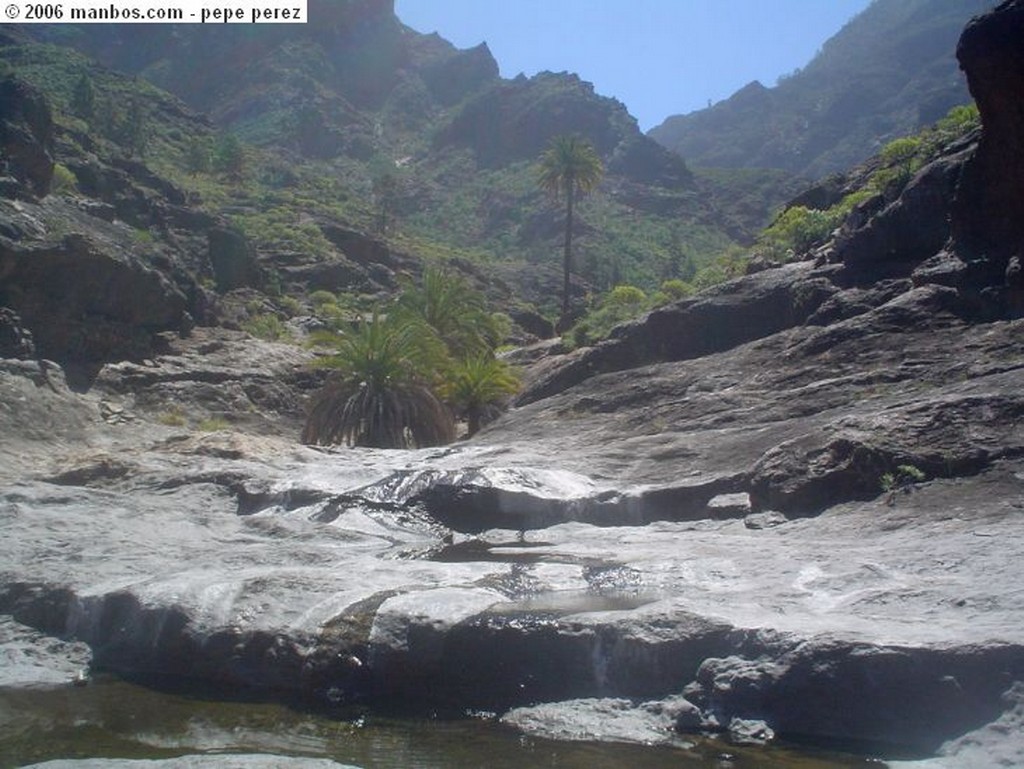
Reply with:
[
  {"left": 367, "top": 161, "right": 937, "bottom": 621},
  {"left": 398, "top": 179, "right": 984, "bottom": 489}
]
[{"left": 2, "top": 295, "right": 1023, "bottom": 766}]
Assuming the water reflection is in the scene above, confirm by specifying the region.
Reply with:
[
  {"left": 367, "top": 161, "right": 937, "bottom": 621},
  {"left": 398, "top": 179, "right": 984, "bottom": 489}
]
[{"left": 0, "top": 677, "right": 880, "bottom": 768}]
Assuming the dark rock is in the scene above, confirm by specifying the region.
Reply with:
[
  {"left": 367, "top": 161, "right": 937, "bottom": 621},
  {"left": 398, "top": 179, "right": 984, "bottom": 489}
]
[
  {"left": 318, "top": 224, "right": 415, "bottom": 280},
  {"left": 0, "top": 232, "right": 188, "bottom": 368},
  {"left": 707, "top": 493, "right": 751, "bottom": 518},
  {"left": 422, "top": 41, "right": 499, "bottom": 106},
  {"left": 953, "top": 0, "right": 1024, "bottom": 264},
  {"left": 686, "top": 640, "right": 1024, "bottom": 753},
  {"left": 76, "top": 199, "right": 117, "bottom": 222},
  {"left": 804, "top": 278, "right": 911, "bottom": 326},
  {"left": 894, "top": 683, "right": 1024, "bottom": 768},
  {"left": 786, "top": 173, "right": 848, "bottom": 212},
  {"left": 911, "top": 249, "right": 969, "bottom": 288},
  {"left": 0, "top": 306, "right": 35, "bottom": 359},
  {"left": 727, "top": 717, "right": 775, "bottom": 746},
  {"left": 208, "top": 227, "right": 263, "bottom": 292},
  {"left": 277, "top": 256, "right": 369, "bottom": 294},
  {"left": 517, "top": 263, "right": 836, "bottom": 405},
  {"left": 509, "top": 307, "right": 555, "bottom": 340},
  {"left": 832, "top": 148, "right": 969, "bottom": 286},
  {"left": 0, "top": 75, "right": 54, "bottom": 199}
]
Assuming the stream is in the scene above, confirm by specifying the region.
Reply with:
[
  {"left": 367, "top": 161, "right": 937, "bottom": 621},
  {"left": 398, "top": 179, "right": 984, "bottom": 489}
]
[{"left": 0, "top": 676, "right": 887, "bottom": 768}]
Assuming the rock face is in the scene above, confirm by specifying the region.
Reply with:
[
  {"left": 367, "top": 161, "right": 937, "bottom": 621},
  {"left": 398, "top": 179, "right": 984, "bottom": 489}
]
[
  {"left": 0, "top": 75, "right": 54, "bottom": 198},
  {"left": 952, "top": 0, "right": 1024, "bottom": 265},
  {"left": 0, "top": 228, "right": 189, "bottom": 368},
  {"left": 0, "top": 306, "right": 34, "bottom": 358}
]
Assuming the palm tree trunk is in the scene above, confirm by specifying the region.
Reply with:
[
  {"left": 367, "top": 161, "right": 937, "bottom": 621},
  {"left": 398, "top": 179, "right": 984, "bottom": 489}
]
[
  {"left": 467, "top": 407, "right": 482, "bottom": 438},
  {"left": 561, "top": 183, "right": 575, "bottom": 322}
]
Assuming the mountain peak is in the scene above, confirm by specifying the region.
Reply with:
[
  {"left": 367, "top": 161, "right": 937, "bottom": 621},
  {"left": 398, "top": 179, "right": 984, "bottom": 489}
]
[{"left": 649, "top": 0, "right": 992, "bottom": 178}]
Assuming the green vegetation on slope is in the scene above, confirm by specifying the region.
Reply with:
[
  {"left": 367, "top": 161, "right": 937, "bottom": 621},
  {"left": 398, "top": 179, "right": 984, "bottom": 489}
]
[{"left": 302, "top": 268, "right": 520, "bottom": 448}]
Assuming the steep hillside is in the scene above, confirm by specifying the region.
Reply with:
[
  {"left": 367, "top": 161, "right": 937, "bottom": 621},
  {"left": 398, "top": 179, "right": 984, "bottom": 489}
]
[
  {"left": 649, "top": 0, "right": 992, "bottom": 179},
  {"left": 8, "top": 0, "right": 735, "bottom": 300}
]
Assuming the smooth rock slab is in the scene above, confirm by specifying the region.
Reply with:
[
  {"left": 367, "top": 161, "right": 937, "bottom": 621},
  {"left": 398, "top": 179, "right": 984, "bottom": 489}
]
[
  {"left": 0, "top": 616, "right": 91, "bottom": 688},
  {"left": 502, "top": 696, "right": 693, "bottom": 746}
]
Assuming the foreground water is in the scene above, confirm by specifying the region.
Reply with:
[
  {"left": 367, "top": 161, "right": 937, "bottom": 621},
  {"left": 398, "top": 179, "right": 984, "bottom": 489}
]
[{"left": 0, "top": 677, "right": 887, "bottom": 769}]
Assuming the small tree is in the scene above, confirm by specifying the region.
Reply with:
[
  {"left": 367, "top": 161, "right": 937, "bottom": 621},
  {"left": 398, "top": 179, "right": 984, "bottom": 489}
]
[
  {"left": 185, "top": 136, "right": 211, "bottom": 175},
  {"left": 441, "top": 356, "right": 520, "bottom": 438},
  {"left": 302, "top": 313, "right": 455, "bottom": 448},
  {"left": 71, "top": 73, "right": 96, "bottom": 121},
  {"left": 123, "top": 100, "right": 149, "bottom": 158},
  {"left": 372, "top": 171, "right": 400, "bottom": 235},
  {"left": 214, "top": 133, "right": 245, "bottom": 180},
  {"left": 537, "top": 135, "right": 604, "bottom": 324}
]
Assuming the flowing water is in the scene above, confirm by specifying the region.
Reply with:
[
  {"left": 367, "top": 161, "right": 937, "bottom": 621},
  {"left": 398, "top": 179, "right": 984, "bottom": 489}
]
[{"left": 0, "top": 676, "right": 886, "bottom": 769}]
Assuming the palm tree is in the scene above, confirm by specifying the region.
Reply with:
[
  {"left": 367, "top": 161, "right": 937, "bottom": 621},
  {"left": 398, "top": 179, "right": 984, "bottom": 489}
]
[
  {"left": 302, "top": 313, "right": 455, "bottom": 448},
  {"left": 537, "top": 135, "right": 604, "bottom": 323},
  {"left": 441, "top": 356, "right": 521, "bottom": 438},
  {"left": 394, "top": 266, "right": 499, "bottom": 358}
]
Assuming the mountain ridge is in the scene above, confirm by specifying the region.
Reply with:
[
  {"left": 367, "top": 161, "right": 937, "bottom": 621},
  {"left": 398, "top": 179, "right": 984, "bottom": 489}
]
[{"left": 649, "top": 0, "right": 993, "bottom": 178}]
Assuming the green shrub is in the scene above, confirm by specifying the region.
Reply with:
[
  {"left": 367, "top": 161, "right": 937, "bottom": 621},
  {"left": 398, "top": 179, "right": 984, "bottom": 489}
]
[
  {"left": 568, "top": 284, "right": 649, "bottom": 347},
  {"left": 880, "top": 464, "right": 927, "bottom": 504},
  {"left": 278, "top": 295, "right": 302, "bottom": 317},
  {"left": 879, "top": 136, "right": 922, "bottom": 166},
  {"left": 651, "top": 278, "right": 694, "bottom": 306},
  {"left": 935, "top": 103, "right": 979, "bottom": 136},
  {"left": 197, "top": 417, "right": 230, "bottom": 432},
  {"left": 157, "top": 408, "right": 187, "bottom": 427},
  {"left": 50, "top": 163, "right": 78, "bottom": 195},
  {"left": 440, "top": 355, "right": 521, "bottom": 437},
  {"left": 242, "top": 313, "right": 290, "bottom": 341},
  {"left": 309, "top": 290, "right": 337, "bottom": 309},
  {"left": 303, "top": 313, "right": 454, "bottom": 448},
  {"left": 757, "top": 205, "right": 840, "bottom": 260},
  {"left": 604, "top": 284, "right": 648, "bottom": 308}
]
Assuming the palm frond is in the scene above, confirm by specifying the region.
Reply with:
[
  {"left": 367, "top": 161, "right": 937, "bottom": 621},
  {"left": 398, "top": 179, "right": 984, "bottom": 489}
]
[
  {"left": 301, "top": 312, "right": 455, "bottom": 448},
  {"left": 440, "top": 356, "right": 521, "bottom": 437}
]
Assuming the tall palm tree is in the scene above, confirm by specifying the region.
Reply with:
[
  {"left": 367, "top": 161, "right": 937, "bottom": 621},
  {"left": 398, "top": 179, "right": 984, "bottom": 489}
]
[
  {"left": 537, "top": 135, "right": 604, "bottom": 323},
  {"left": 302, "top": 313, "right": 455, "bottom": 448}
]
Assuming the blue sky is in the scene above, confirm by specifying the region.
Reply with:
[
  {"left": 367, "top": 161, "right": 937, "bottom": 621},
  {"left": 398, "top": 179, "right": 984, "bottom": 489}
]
[{"left": 395, "top": 0, "right": 872, "bottom": 131}]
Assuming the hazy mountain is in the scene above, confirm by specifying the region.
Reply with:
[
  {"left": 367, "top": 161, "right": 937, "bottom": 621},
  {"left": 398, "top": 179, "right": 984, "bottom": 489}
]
[
  {"left": 648, "top": 0, "right": 992, "bottom": 178},
  {"left": 1, "top": 0, "right": 732, "bottom": 309}
]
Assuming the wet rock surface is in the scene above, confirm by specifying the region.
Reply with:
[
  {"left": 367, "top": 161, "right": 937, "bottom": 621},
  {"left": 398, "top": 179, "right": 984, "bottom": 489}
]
[
  {"left": 0, "top": 616, "right": 91, "bottom": 688},
  {"left": 1, "top": 377, "right": 1022, "bottom": 757}
]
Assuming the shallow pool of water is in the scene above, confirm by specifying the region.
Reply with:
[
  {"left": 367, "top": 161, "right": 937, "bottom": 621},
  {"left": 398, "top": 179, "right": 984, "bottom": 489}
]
[{"left": 0, "top": 677, "right": 888, "bottom": 768}]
